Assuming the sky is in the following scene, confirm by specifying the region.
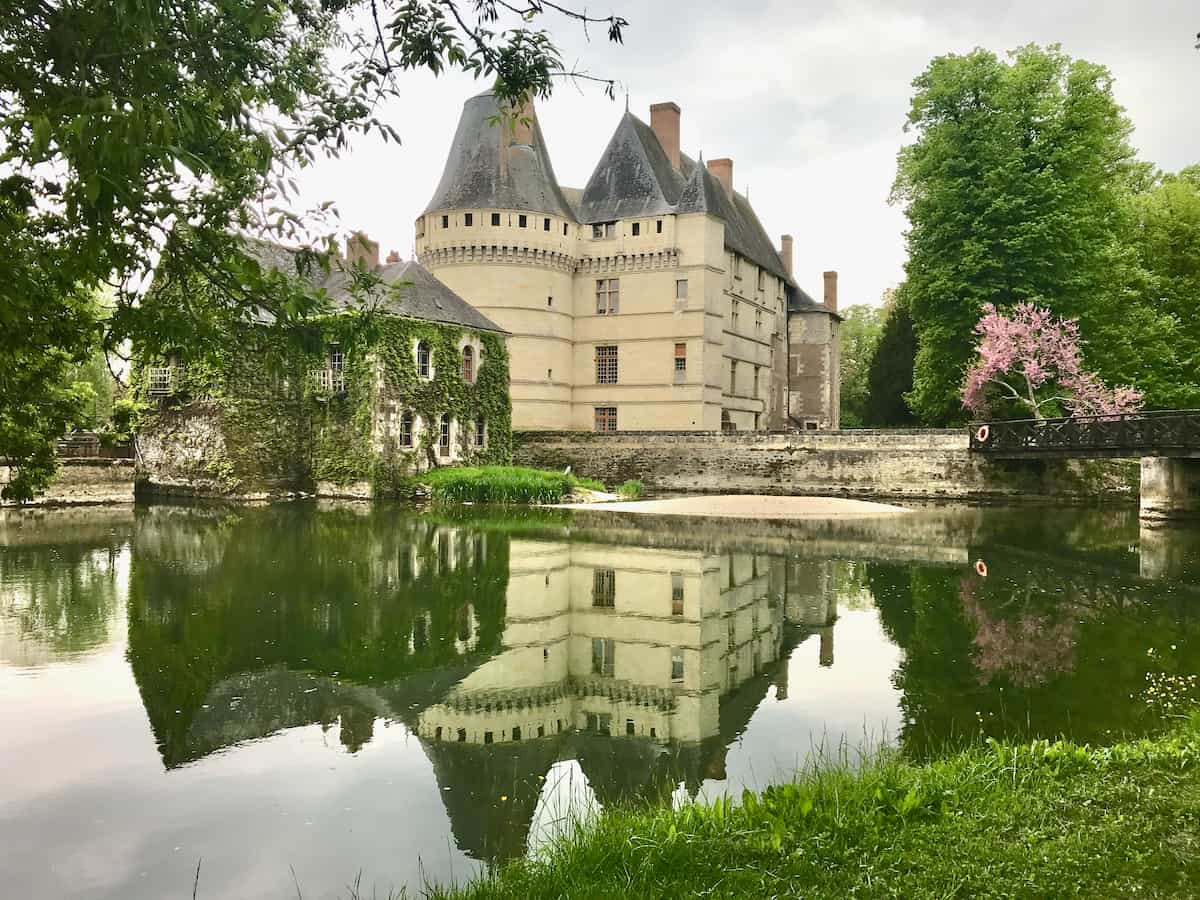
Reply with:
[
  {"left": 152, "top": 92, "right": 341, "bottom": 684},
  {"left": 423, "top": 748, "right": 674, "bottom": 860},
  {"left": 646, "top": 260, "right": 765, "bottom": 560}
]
[{"left": 294, "top": 0, "right": 1200, "bottom": 308}]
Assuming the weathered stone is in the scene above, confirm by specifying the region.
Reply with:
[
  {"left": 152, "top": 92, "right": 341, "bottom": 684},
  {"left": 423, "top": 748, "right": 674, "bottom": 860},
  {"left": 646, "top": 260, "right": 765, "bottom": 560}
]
[{"left": 0, "top": 459, "right": 135, "bottom": 506}]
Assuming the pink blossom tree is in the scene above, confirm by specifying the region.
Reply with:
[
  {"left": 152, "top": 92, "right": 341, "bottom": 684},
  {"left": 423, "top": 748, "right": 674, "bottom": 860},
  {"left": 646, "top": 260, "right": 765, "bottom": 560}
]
[{"left": 962, "top": 303, "right": 1144, "bottom": 419}]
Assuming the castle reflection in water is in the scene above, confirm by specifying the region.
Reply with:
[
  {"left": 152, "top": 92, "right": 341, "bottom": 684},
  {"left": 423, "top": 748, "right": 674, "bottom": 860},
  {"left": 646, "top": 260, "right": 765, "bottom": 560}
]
[{"left": 4, "top": 501, "right": 1198, "bottom": 869}]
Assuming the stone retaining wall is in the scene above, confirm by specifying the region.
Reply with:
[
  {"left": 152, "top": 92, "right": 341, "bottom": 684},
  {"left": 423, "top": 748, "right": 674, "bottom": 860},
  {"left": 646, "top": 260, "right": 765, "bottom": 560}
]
[
  {"left": 0, "top": 459, "right": 136, "bottom": 506},
  {"left": 514, "top": 429, "right": 1138, "bottom": 503}
]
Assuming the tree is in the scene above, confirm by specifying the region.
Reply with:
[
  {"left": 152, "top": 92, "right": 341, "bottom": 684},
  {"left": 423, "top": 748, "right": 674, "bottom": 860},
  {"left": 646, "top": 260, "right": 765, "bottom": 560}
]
[
  {"left": 0, "top": 0, "right": 627, "bottom": 499},
  {"left": 1124, "top": 166, "right": 1200, "bottom": 408},
  {"left": 838, "top": 304, "right": 886, "bottom": 427},
  {"left": 891, "top": 44, "right": 1179, "bottom": 425},
  {"left": 962, "top": 303, "right": 1143, "bottom": 420},
  {"left": 865, "top": 290, "right": 918, "bottom": 426}
]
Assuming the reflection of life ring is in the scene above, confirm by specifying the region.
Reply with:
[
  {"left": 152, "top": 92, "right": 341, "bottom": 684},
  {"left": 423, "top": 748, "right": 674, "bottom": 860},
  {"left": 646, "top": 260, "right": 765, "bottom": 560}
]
[
  {"left": 975, "top": 559, "right": 989, "bottom": 577},
  {"left": 975, "top": 425, "right": 990, "bottom": 443}
]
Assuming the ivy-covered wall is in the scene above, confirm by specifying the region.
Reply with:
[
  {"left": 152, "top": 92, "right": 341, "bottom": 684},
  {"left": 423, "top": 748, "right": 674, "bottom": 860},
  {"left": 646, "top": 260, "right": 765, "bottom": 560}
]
[{"left": 135, "top": 314, "right": 512, "bottom": 498}]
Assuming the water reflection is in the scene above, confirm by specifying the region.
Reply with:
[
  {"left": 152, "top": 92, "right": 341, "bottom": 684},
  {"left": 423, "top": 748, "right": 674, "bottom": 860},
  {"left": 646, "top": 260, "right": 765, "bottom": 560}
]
[{"left": 0, "top": 502, "right": 1198, "bottom": 898}]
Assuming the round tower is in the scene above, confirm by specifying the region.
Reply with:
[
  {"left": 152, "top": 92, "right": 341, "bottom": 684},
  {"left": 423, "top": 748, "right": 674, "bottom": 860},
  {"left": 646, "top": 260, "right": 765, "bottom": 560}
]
[{"left": 416, "top": 91, "right": 579, "bottom": 430}]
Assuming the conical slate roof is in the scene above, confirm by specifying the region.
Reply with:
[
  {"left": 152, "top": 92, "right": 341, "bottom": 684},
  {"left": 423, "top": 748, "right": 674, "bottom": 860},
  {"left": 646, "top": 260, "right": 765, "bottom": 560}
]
[
  {"left": 576, "top": 112, "right": 685, "bottom": 223},
  {"left": 424, "top": 91, "right": 576, "bottom": 220},
  {"left": 577, "top": 113, "right": 798, "bottom": 287}
]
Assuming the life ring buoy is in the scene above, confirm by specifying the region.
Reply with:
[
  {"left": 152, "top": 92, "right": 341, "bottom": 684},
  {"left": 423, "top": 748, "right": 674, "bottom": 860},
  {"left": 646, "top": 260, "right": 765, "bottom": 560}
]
[
  {"left": 975, "top": 424, "right": 990, "bottom": 443},
  {"left": 975, "top": 559, "right": 989, "bottom": 577}
]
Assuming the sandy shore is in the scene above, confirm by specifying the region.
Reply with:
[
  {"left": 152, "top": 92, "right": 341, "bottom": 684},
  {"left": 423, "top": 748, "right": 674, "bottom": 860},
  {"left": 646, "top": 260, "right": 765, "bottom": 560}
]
[{"left": 553, "top": 494, "right": 909, "bottom": 520}]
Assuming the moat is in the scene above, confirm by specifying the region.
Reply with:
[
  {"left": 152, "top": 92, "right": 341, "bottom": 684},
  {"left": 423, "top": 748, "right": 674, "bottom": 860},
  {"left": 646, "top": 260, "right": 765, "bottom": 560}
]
[{"left": 1, "top": 501, "right": 1198, "bottom": 899}]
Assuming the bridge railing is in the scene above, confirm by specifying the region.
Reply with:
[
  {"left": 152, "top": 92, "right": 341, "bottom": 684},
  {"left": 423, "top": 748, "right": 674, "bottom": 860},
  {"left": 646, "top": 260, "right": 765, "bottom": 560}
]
[{"left": 969, "top": 409, "right": 1200, "bottom": 456}]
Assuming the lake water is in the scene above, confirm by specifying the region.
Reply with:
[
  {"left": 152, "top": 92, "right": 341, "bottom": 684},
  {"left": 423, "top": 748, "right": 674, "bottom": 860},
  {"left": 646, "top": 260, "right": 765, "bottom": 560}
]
[{"left": 1, "top": 501, "right": 1198, "bottom": 899}]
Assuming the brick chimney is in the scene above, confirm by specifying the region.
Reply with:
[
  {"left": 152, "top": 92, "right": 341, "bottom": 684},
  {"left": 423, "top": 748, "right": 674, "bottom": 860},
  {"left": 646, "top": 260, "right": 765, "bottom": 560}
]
[
  {"left": 650, "top": 101, "right": 681, "bottom": 170},
  {"left": 345, "top": 232, "right": 379, "bottom": 269},
  {"left": 780, "top": 235, "right": 794, "bottom": 278},
  {"left": 823, "top": 270, "right": 838, "bottom": 313},
  {"left": 508, "top": 96, "right": 536, "bottom": 146},
  {"left": 385, "top": 250, "right": 401, "bottom": 263},
  {"left": 707, "top": 158, "right": 734, "bottom": 199}
]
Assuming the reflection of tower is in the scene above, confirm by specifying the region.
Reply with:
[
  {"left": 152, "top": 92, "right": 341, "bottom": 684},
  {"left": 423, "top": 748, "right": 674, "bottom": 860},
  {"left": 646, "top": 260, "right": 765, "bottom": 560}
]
[
  {"left": 785, "top": 559, "right": 838, "bottom": 668},
  {"left": 773, "top": 658, "right": 788, "bottom": 701}
]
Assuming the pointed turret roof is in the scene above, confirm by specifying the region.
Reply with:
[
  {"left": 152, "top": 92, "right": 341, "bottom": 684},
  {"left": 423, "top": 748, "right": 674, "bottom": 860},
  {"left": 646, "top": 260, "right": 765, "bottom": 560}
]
[
  {"left": 424, "top": 91, "right": 575, "bottom": 220},
  {"left": 576, "top": 112, "right": 685, "bottom": 223}
]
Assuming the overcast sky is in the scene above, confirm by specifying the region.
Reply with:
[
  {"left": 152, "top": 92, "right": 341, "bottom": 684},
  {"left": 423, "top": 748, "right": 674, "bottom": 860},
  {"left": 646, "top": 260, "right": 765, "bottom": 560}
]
[{"left": 294, "top": 0, "right": 1199, "bottom": 308}]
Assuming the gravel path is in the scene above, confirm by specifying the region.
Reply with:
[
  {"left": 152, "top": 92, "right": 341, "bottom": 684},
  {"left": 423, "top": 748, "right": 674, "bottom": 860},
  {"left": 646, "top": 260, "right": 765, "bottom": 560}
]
[{"left": 554, "top": 494, "right": 909, "bottom": 519}]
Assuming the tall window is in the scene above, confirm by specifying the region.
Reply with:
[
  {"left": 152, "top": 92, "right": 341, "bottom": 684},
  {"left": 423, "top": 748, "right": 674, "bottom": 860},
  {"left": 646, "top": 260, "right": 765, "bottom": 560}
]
[
  {"left": 631, "top": 222, "right": 640, "bottom": 236},
  {"left": 596, "top": 278, "right": 619, "bottom": 315},
  {"left": 731, "top": 301, "right": 740, "bottom": 329},
  {"left": 671, "top": 573, "right": 684, "bottom": 616},
  {"left": 757, "top": 268, "right": 765, "bottom": 292},
  {"left": 491, "top": 212, "right": 501, "bottom": 226},
  {"left": 753, "top": 366, "right": 760, "bottom": 398},
  {"left": 461, "top": 345, "right": 474, "bottom": 383},
  {"left": 675, "top": 279, "right": 688, "bottom": 300},
  {"left": 417, "top": 341, "right": 431, "bottom": 379},
  {"left": 674, "top": 343, "right": 687, "bottom": 381},
  {"left": 592, "top": 638, "right": 615, "bottom": 677},
  {"left": 729, "top": 359, "right": 737, "bottom": 395},
  {"left": 594, "top": 407, "right": 617, "bottom": 433},
  {"left": 518, "top": 214, "right": 527, "bottom": 228},
  {"left": 400, "top": 411, "right": 414, "bottom": 448},
  {"left": 543, "top": 217, "right": 551, "bottom": 231},
  {"left": 755, "top": 309, "right": 763, "bottom": 334},
  {"left": 656, "top": 219, "right": 663, "bottom": 233},
  {"left": 464, "top": 212, "right": 473, "bottom": 226},
  {"left": 671, "top": 647, "right": 684, "bottom": 681},
  {"left": 441, "top": 214, "right": 448, "bottom": 228},
  {"left": 592, "top": 568, "right": 616, "bottom": 607},
  {"left": 474, "top": 418, "right": 486, "bottom": 447},
  {"left": 595, "top": 345, "right": 618, "bottom": 384},
  {"left": 439, "top": 414, "right": 451, "bottom": 457}
]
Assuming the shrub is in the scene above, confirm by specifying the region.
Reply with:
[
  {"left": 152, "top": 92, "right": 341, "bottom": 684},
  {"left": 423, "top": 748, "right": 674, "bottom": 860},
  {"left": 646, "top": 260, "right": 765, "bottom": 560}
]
[
  {"left": 616, "top": 479, "right": 644, "bottom": 499},
  {"left": 569, "top": 475, "right": 607, "bottom": 493}
]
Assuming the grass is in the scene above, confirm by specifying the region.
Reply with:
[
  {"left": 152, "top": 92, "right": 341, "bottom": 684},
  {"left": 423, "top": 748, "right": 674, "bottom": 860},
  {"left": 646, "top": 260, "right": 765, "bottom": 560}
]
[
  {"left": 416, "top": 466, "right": 607, "bottom": 504},
  {"left": 616, "top": 478, "right": 644, "bottom": 499},
  {"left": 426, "top": 716, "right": 1200, "bottom": 899}
]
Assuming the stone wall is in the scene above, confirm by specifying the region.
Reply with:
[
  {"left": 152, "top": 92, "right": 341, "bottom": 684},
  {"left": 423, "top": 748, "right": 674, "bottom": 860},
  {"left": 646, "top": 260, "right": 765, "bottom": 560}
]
[
  {"left": 514, "top": 429, "right": 1138, "bottom": 503},
  {"left": 0, "top": 459, "right": 135, "bottom": 506}
]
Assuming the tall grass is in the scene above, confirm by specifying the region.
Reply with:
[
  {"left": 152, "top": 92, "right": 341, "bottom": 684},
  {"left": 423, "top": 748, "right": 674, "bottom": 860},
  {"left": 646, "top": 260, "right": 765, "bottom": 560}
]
[{"left": 418, "top": 466, "right": 574, "bottom": 504}]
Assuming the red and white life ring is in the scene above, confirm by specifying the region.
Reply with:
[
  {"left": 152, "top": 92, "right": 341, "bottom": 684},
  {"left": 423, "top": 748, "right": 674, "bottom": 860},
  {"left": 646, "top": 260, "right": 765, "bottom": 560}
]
[
  {"left": 975, "top": 424, "right": 990, "bottom": 443},
  {"left": 975, "top": 559, "right": 989, "bottom": 578}
]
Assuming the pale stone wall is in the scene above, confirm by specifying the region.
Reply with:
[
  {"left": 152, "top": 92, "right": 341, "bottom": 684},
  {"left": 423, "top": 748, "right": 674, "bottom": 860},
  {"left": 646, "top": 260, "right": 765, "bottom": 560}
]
[
  {"left": 1140, "top": 457, "right": 1200, "bottom": 521},
  {"left": 417, "top": 201, "right": 802, "bottom": 434},
  {"left": 514, "top": 430, "right": 1139, "bottom": 502},
  {"left": 0, "top": 459, "right": 135, "bottom": 506}
]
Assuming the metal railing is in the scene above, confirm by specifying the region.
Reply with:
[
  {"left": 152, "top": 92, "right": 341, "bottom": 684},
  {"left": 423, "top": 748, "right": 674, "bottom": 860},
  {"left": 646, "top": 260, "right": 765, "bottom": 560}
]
[{"left": 970, "top": 409, "right": 1200, "bottom": 457}]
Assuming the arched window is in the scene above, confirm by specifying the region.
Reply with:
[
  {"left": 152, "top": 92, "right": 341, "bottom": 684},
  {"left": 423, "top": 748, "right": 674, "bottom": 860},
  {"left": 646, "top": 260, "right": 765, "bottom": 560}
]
[
  {"left": 417, "top": 341, "right": 431, "bottom": 379},
  {"left": 439, "top": 413, "right": 451, "bottom": 457},
  {"left": 400, "top": 411, "right": 414, "bottom": 448},
  {"left": 462, "top": 345, "right": 474, "bottom": 383}
]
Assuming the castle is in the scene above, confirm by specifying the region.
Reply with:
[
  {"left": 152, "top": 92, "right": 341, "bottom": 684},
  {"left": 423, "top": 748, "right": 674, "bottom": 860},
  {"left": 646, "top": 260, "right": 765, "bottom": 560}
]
[{"left": 414, "top": 91, "right": 841, "bottom": 433}]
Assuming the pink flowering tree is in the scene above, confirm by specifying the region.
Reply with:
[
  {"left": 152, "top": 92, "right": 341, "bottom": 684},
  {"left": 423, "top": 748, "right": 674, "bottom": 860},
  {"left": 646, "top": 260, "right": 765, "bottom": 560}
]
[{"left": 963, "top": 303, "right": 1143, "bottom": 419}]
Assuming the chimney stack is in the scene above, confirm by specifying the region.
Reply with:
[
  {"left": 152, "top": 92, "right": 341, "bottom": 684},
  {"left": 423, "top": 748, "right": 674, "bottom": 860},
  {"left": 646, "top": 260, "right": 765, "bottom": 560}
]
[
  {"left": 707, "top": 158, "right": 734, "bottom": 199},
  {"left": 345, "top": 232, "right": 380, "bottom": 269},
  {"left": 507, "top": 95, "right": 536, "bottom": 146},
  {"left": 649, "top": 101, "right": 681, "bottom": 170},
  {"left": 823, "top": 270, "right": 838, "bottom": 314},
  {"left": 385, "top": 250, "right": 401, "bottom": 263},
  {"left": 780, "top": 235, "right": 794, "bottom": 278}
]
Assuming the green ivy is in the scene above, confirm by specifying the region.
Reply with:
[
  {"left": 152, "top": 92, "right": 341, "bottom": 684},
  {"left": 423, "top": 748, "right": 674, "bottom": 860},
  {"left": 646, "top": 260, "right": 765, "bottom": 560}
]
[{"left": 136, "top": 312, "right": 512, "bottom": 497}]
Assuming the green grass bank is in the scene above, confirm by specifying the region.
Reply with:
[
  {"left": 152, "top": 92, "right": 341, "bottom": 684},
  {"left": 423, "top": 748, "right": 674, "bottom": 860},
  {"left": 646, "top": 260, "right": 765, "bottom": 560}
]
[
  {"left": 427, "top": 718, "right": 1200, "bottom": 899},
  {"left": 415, "top": 466, "right": 606, "bottom": 504}
]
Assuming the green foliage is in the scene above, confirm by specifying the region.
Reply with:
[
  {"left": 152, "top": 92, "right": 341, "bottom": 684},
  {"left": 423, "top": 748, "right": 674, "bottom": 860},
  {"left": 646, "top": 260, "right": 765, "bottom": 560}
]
[
  {"left": 893, "top": 44, "right": 1184, "bottom": 424},
  {"left": 431, "top": 719, "right": 1200, "bottom": 899},
  {"left": 418, "top": 466, "right": 573, "bottom": 504},
  {"left": 865, "top": 292, "right": 919, "bottom": 426},
  {"left": 571, "top": 476, "right": 607, "bottom": 492},
  {"left": 0, "top": 0, "right": 624, "bottom": 498},
  {"left": 616, "top": 479, "right": 644, "bottom": 499},
  {"left": 837, "top": 304, "right": 886, "bottom": 427}
]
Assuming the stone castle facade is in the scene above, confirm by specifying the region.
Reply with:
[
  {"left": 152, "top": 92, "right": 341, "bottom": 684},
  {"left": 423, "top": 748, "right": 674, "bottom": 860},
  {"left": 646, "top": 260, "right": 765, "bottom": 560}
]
[{"left": 414, "top": 92, "right": 841, "bottom": 432}]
